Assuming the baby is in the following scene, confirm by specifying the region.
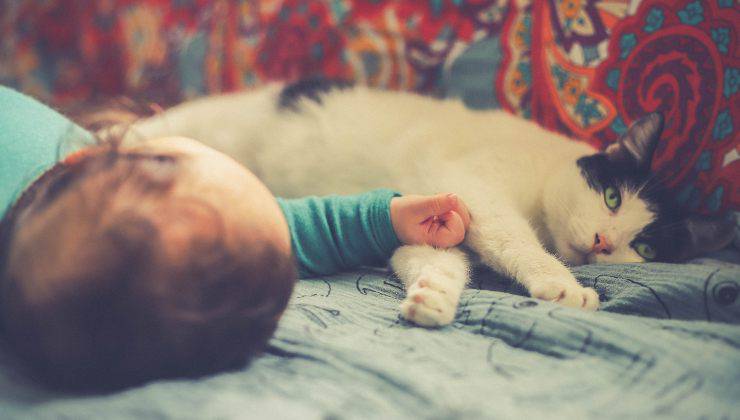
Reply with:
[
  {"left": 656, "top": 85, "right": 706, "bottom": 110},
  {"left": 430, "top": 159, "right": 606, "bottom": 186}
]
[{"left": 0, "top": 87, "right": 470, "bottom": 391}]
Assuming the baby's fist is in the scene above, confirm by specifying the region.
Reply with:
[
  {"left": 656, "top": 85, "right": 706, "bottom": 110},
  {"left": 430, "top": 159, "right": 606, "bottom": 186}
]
[{"left": 390, "top": 193, "right": 471, "bottom": 248}]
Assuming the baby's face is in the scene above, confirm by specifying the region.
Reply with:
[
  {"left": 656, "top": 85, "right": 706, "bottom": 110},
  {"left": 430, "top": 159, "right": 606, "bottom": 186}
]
[{"left": 124, "top": 136, "right": 291, "bottom": 260}]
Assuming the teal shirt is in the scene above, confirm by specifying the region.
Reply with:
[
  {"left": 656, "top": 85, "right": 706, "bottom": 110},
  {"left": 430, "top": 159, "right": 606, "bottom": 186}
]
[
  {"left": 278, "top": 190, "right": 403, "bottom": 278},
  {"left": 0, "top": 86, "right": 92, "bottom": 220}
]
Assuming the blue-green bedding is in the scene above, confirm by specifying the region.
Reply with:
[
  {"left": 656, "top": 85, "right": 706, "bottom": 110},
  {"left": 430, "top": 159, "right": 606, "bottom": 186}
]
[{"left": 1, "top": 255, "right": 739, "bottom": 419}]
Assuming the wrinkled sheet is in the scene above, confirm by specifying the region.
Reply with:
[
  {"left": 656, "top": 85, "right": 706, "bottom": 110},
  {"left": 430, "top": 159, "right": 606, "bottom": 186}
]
[{"left": 2, "top": 255, "right": 739, "bottom": 419}]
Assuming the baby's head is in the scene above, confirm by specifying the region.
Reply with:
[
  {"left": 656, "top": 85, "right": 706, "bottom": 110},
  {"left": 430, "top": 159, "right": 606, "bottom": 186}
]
[{"left": 0, "top": 136, "right": 296, "bottom": 391}]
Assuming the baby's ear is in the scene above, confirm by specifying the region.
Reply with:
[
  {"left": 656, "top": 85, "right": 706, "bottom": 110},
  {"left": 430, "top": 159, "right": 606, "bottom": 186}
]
[
  {"left": 605, "top": 113, "right": 664, "bottom": 171},
  {"left": 677, "top": 215, "right": 737, "bottom": 260}
]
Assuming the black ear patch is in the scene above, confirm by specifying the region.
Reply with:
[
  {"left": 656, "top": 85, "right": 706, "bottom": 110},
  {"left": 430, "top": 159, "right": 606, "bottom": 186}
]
[
  {"left": 605, "top": 113, "right": 663, "bottom": 171},
  {"left": 576, "top": 153, "right": 646, "bottom": 194},
  {"left": 278, "top": 77, "right": 353, "bottom": 111}
]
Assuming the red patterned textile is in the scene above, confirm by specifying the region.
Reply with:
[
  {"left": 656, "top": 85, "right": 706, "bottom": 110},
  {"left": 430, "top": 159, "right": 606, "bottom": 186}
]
[{"left": 1, "top": 0, "right": 737, "bottom": 214}]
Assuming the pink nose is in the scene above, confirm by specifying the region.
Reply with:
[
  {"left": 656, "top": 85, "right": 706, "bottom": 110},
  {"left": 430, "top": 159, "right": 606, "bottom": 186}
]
[{"left": 592, "top": 233, "right": 613, "bottom": 255}]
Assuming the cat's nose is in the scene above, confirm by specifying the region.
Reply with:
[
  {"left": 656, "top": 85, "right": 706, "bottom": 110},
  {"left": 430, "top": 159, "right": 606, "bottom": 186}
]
[{"left": 592, "top": 233, "right": 613, "bottom": 255}]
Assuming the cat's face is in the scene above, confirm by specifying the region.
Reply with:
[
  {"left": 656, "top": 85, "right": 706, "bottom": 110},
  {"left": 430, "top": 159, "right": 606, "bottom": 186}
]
[
  {"left": 546, "top": 154, "right": 679, "bottom": 265},
  {"left": 543, "top": 114, "right": 734, "bottom": 266}
]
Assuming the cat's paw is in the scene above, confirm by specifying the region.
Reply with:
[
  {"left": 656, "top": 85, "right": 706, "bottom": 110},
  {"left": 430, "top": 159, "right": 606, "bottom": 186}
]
[
  {"left": 400, "top": 276, "right": 459, "bottom": 327},
  {"left": 529, "top": 277, "right": 600, "bottom": 311}
]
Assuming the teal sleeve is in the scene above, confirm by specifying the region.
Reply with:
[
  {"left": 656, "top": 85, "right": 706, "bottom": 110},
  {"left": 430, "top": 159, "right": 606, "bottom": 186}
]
[
  {"left": 0, "top": 86, "right": 92, "bottom": 220},
  {"left": 278, "top": 189, "right": 403, "bottom": 278}
]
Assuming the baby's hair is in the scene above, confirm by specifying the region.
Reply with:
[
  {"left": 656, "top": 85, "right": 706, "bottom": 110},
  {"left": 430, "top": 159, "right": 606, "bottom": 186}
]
[{"left": 0, "top": 121, "right": 296, "bottom": 391}]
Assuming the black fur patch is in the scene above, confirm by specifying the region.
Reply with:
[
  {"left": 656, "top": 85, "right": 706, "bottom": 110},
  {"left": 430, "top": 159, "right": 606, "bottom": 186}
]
[
  {"left": 576, "top": 153, "right": 648, "bottom": 193},
  {"left": 278, "top": 77, "right": 353, "bottom": 111},
  {"left": 577, "top": 153, "right": 688, "bottom": 262}
]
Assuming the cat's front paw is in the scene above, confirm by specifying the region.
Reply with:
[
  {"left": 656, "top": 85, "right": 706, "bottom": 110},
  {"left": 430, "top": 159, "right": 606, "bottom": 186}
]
[
  {"left": 529, "top": 276, "right": 600, "bottom": 311},
  {"left": 400, "top": 276, "right": 459, "bottom": 327}
]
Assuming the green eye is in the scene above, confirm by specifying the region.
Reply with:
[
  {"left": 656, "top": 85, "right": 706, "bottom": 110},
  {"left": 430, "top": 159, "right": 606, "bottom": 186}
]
[
  {"left": 634, "top": 242, "right": 656, "bottom": 260},
  {"left": 604, "top": 186, "right": 621, "bottom": 210}
]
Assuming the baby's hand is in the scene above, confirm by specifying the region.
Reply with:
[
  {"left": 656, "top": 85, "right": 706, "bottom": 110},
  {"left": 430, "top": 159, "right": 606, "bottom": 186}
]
[{"left": 390, "top": 193, "right": 471, "bottom": 248}]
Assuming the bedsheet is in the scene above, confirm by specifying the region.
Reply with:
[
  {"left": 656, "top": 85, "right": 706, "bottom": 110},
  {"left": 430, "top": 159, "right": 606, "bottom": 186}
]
[{"left": 1, "top": 257, "right": 739, "bottom": 419}]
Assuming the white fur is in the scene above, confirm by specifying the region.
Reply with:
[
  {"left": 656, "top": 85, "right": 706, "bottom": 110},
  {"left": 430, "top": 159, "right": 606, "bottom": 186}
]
[{"left": 132, "top": 85, "right": 655, "bottom": 326}]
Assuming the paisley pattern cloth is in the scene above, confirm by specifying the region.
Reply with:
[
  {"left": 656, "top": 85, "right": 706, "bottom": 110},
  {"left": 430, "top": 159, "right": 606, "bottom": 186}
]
[
  {"left": 0, "top": 0, "right": 737, "bottom": 215},
  {"left": 497, "top": 0, "right": 739, "bottom": 215}
]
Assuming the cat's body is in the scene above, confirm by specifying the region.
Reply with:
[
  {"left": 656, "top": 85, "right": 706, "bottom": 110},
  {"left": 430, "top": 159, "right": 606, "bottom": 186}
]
[{"left": 132, "top": 80, "right": 733, "bottom": 326}]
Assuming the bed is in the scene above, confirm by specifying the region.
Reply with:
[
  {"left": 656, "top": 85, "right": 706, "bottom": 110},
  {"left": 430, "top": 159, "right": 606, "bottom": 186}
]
[
  {"left": 1, "top": 254, "right": 739, "bottom": 419},
  {"left": 1, "top": 1, "right": 738, "bottom": 418}
]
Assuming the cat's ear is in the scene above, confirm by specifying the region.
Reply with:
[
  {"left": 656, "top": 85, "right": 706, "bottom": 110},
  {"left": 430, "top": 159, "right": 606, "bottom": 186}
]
[
  {"left": 605, "top": 113, "right": 664, "bottom": 171},
  {"left": 677, "top": 215, "right": 737, "bottom": 260}
]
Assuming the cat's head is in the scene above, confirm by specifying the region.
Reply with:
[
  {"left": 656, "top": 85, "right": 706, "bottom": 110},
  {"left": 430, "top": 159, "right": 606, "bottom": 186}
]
[{"left": 544, "top": 113, "right": 735, "bottom": 266}]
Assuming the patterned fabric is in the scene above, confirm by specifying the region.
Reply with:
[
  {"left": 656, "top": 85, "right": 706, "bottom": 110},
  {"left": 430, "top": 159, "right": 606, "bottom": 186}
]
[
  {"left": 2, "top": 261, "right": 740, "bottom": 418},
  {"left": 497, "top": 0, "right": 739, "bottom": 215},
  {"left": 1, "top": 0, "right": 737, "bottom": 214},
  {"left": 598, "top": 1, "right": 739, "bottom": 215}
]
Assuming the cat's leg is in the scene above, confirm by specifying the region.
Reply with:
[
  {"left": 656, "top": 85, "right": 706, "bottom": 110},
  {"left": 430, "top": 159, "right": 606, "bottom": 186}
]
[
  {"left": 466, "top": 206, "right": 599, "bottom": 310},
  {"left": 390, "top": 245, "right": 470, "bottom": 327}
]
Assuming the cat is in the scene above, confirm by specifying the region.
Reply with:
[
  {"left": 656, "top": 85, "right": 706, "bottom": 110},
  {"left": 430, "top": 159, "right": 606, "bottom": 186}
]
[{"left": 131, "top": 79, "right": 735, "bottom": 327}]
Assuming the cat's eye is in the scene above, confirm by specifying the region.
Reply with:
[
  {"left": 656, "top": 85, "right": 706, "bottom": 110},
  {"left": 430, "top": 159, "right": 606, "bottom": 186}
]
[
  {"left": 604, "top": 186, "right": 621, "bottom": 210},
  {"left": 634, "top": 242, "right": 656, "bottom": 260}
]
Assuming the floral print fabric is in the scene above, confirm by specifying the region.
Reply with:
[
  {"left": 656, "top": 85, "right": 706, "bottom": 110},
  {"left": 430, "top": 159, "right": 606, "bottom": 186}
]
[{"left": 1, "top": 0, "right": 737, "bottom": 214}]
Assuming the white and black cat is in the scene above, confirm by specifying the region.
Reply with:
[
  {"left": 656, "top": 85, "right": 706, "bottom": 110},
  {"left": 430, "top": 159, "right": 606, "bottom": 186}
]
[{"left": 133, "top": 79, "right": 735, "bottom": 327}]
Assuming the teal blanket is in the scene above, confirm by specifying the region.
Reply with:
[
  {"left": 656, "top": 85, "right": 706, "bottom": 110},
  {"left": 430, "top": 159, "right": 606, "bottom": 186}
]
[{"left": 1, "top": 257, "right": 739, "bottom": 419}]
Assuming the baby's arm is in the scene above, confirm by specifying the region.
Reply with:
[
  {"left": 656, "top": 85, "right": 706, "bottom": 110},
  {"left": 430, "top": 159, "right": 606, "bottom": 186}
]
[{"left": 278, "top": 190, "right": 469, "bottom": 278}]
